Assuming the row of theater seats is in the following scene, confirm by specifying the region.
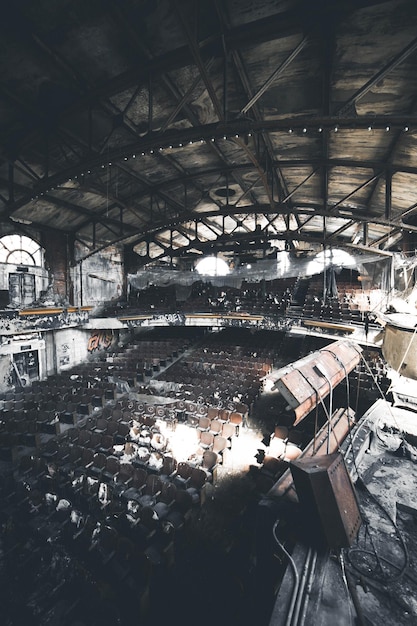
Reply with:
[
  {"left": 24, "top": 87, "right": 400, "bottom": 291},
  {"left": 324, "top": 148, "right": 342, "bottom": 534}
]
[
  {"left": 302, "top": 276, "right": 382, "bottom": 324},
  {"left": 0, "top": 382, "right": 118, "bottom": 460},
  {"left": 157, "top": 335, "right": 275, "bottom": 410},
  {"left": 0, "top": 336, "right": 192, "bottom": 462},
  {"left": 70, "top": 337, "right": 192, "bottom": 388},
  {"left": 3, "top": 379, "right": 241, "bottom": 623},
  {"left": 350, "top": 351, "right": 391, "bottom": 396},
  {"left": 100, "top": 277, "right": 297, "bottom": 317},
  {"left": 303, "top": 299, "right": 363, "bottom": 324},
  {"left": 0, "top": 329, "right": 271, "bottom": 623}
]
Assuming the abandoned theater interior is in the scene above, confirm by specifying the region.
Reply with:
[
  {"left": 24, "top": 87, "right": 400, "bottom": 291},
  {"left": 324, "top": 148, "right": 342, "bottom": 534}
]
[{"left": 2, "top": 1, "right": 417, "bottom": 625}]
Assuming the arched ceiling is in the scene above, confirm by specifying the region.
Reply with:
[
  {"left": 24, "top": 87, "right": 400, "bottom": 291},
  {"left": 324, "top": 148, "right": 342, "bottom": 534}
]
[{"left": 1, "top": 0, "right": 417, "bottom": 265}]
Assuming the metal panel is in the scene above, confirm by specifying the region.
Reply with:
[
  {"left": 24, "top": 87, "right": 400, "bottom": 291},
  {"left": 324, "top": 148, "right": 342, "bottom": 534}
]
[{"left": 290, "top": 452, "right": 362, "bottom": 549}]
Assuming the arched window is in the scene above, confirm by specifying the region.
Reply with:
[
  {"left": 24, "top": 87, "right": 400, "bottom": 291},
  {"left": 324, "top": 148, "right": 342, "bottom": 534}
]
[
  {"left": 195, "top": 256, "right": 230, "bottom": 277},
  {"left": 0, "top": 235, "right": 44, "bottom": 267}
]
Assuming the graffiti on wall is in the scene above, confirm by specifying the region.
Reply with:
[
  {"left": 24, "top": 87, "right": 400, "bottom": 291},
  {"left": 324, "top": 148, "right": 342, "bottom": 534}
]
[{"left": 87, "top": 330, "right": 114, "bottom": 353}]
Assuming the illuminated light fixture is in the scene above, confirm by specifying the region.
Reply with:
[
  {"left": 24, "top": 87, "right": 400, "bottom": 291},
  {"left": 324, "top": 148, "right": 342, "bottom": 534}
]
[
  {"left": 368, "top": 126, "right": 372, "bottom": 131},
  {"left": 386, "top": 126, "right": 390, "bottom": 131},
  {"left": 141, "top": 151, "right": 145, "bottom": 155},
  {"left": 404, "top": 126, "right": 409, "bottom": 131},
  {"left": 132, "top": 154, "right": 136, "bottom": 158},
  {"left": 302, "top": 127, "right": 307, "bottom": 133},
  {"left": 235, "top": 134, "right": 239, "bottom": 137},
  {"left": 307, "top": 247, "right": 356, "bottom": 274},
  {"left": 178, "top": 143, "right": 182, "bottom": 147},
  {"left": 288, "top": 128, "right": 293, "bottom": 133},
  {"left": 334, "top": 126, "right": 338, "bottom": 132},
  {"left": 124, "top": 156, "right": 128, "bottom": 160},
  {"left": 108, "top": 162, "right": 112, "bottom": 166},
  {"left": 195, "top": 256, "right": 230, "bottom": 277},
  {"left": 211, "top": 138, "right": 215, "bottom": 141},
  {"left": 318, "top": 127, "right": 323, "bottom": 132},
  {"left": 223, "top": 135, "right": 227, "bottom": 139},
  {"left": 150, "top": 150, "right": 154, "bottom": 153}
]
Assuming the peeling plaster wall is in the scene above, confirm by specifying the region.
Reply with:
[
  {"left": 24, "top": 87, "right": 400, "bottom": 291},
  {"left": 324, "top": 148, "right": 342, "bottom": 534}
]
[
  {"left": 44, "top": 331, "right": 57, "bottom": 378},
  {"left": 0, "top": 310, "right": 90, "bottom": 335},
  {"left": 0, "top": 262, "right": 48, "bottom": 306},
  {"left": 55, "top": 328, "right": 89, "bottom": 372},
  {"left": 0, "top": 354, "right": 12, "bottom": 393},
  {"left": 71, "top": 244, "right": 124, "bottom": 307}
]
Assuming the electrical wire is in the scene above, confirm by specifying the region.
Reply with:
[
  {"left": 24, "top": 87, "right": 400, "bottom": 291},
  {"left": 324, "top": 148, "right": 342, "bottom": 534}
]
[
  {"left": 295, "top": 368, "right": 341, "bottom": 451},
  {"left": 321, "top": 348, "right": 361, "bottom": 478},
  {"left": 346, "top": 477, "right": 409, "bottom": 585},
  {"left": 339, "top": 550, "right": 356, "bottom": 626},
  {"left": 272, "top": 520, "right": 300, "bottom": 626}
]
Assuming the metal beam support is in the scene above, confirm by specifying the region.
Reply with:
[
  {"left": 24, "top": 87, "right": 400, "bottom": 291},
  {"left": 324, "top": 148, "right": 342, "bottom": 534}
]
[
  {"left": 329, "top": 171, "right": 383, "bottom": 213},
  {"left": 160, "top": 58, "right": 216, "bottom": 133},
  {"left": 370, "top": 227, "right": 401, "bottom": 248},
  {"left": 44, "top": 158, "right": 417, "bottom": 202},
  {"left": 174, "top": 0, "right": 224, "bottom": 121},
  {"left": 148, "top": 72, "right": 153, "bottom": 133},
  {"left": 240, "top": 36, "right": 309, "bottom": 115},
  {"left": 0, "top": 1, "right": 404, "bottom": 161},
  {"left": 363, "top": 222, "right": 368, "bottom": 247},
  {"left": 116, "top": 162, "right": 185, "bottom": 215},
  {"left": 328, "top": 219, "right": 356, "bottom": 240},
  {"left": 214, "top": 0, "right": 279, "bottom": 206},
  {"left": 1, "top": 175, "right": 139, "bottom": 235},
  {"left": 385, "top": 170, "right": 392, "bottom": 220},
  {"left": 20, "top": 116, "right": 416, "bottom": 199},
  {"left": 337, "top": 35, "right": 417, "bottom": 116},
  {"left": 401, "top": 200, "right": 417, "bottom": 220},
  {"left": 125, "top": 201, "right": 417, "bottom": 248},
  {"left": 8, "top": 163, "right": 14, "bottom": 204}
]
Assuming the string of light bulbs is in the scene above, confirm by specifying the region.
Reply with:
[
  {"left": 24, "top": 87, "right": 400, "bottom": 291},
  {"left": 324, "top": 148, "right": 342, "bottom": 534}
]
[{"left": 29, "top": 122, "right": 414, "bottom": 201}]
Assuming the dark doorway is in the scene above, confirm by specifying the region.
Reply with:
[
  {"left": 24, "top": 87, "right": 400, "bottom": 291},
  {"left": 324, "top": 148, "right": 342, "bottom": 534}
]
[{"left": 12, "top": 350, "right": 39, "bottom": 386}]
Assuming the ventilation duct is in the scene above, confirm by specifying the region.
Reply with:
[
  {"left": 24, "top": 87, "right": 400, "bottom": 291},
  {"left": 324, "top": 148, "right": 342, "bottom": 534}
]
[{"left": 272, "top": 340, "right": 362, "bottom": 425}]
